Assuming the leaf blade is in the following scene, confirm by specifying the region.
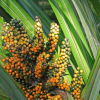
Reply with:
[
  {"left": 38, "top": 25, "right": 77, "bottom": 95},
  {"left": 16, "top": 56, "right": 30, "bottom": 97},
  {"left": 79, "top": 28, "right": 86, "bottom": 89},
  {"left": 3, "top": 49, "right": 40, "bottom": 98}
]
[{"left": 81, "top": 48, "right": 100, "bottom": 100}]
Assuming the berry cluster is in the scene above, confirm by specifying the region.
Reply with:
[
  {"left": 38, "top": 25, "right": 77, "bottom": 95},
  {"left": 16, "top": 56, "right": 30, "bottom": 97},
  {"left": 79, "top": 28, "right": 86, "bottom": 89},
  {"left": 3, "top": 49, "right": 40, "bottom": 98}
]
[
  {"left": 71, "top": 67, "right": 83, "bottom": 100},
  {"left": 34, "top": 22, "right": 59, "bottom": 79},
  {"left": 1, "top": 17, "right": 44, "bottom": 61},
  {"left": 2, "top": 56, "right": 33, "bottom": 85},
  {"left": 1, "top": 17, "right": 83, "bottom": 100},
  {"left": 45, "top": 38, "right": 71, "bottom": 91}
]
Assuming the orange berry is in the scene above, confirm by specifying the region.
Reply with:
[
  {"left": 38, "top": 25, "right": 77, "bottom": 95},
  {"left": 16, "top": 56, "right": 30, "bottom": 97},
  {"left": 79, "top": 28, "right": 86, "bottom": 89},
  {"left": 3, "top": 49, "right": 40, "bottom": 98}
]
[
  {"left": 29, "top": 95, "right": 33, "bottom": 99},
  {"left": 28, "top": 44, "right": 32, "bottom": 47},
  {"left": 41, "top": 39, "right": 44, "bottom": 43},
  {"left": 80, "top": 81, "right": 83, "bottom": 85},
  {"left": 32, "top": 92, "right": 35, "bottom": 95},
  {"left": 17, "top": 66, "right": 20, "bottom": 69},
  {"left": 76, "top": 92, "right": 79, "bottom": 96},
  {"left": 20, "top": 59, "right": 24, "bottom": 61},
  {"left": 9, "top": 69, "right": 12, "bottom": 73},
  {"left": 52, "top": 47, "right": 55, "bottom": 50},
  {"left": 51, "top": 41, "right": 54, "bottom": 44},
  {"left": 5, "top": 36, "right": 8, "bottom": 39},
  {"left": 4, "top": 46, "right": 7, "bottom": 50},
  {"left": 77, "top": 95, "right": 80, "bottom": 99},
  {"left": 49, "top": 33, "right": 52, "bottom": 37},
  {"left": 11, "top": 64, "right": 14, "bottom": 68},
  {"left": 2, "top": 59, "right": 5, "bottom": 62},
  {"left": 61, "top": 86, "right": 64, "bottom": 89},
  {"left": 16, "top": 73, "right": 19, "bottom": 78},
  {"left": 21, "top": 50, "right": 25, "bottom": 54},
  {"left": 74, "top": 90, "right": 77, "bottom": 93},
  {"left": 11, "top": 26, "right": 14, "bottom": 29},
  {"left": 39, "top": 33, "right": 42, "bottom": 36},
  {"left": 6, "top": 65, "right": 10, "bottom": 70},
  {"left": 47, "top": 38, "right": 50, "bottom": 41},
  {"left": 17, "top": 62, "right": 20, "bottom": 66},
  {"left": 49, "top": 49, "right": 53, "bottom": 52},
  {"left": 20, "top": 42, "right": 23, "bottom": 45},
  {"left": 7, "top": 38, "right": 10, "bottom": 42},
  {"left": 49, "top": 66, "right": 52, "bottom": 69},
  {"left": 57, "top": 95, "right": 61, "bottom": 98},
  {"left": 9, "top": 59, "right": 12, "bottom": 62},
  {"left": 12, "top": 49, "right": 15, "bottom": 53}
]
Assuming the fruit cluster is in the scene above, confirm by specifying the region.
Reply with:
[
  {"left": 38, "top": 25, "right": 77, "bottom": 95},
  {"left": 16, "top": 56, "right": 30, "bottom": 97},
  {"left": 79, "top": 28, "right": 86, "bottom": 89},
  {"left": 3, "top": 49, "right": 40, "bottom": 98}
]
[
  {"left": 2, "top": 56, "right": 33, "bottom": 85},
  {"left": 34, "top": 22, "right": 59, "bottom": 79},
  {"left": 71, "top": 67, "right": 83, "bottom": 100},
  {"left": 1, "top": 17, "right": 83, "bottom": 100},
  {"left": 45, "top": 38, "right": 71, "bottom": 91},
  {"left": 1, "top": 17, "right": 44, "bottom": 61}
]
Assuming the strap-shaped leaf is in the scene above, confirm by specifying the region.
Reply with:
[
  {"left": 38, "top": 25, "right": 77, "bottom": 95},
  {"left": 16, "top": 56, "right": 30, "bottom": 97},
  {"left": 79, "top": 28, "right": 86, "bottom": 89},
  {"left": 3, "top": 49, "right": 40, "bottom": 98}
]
[
  {"left": 89, "top": 0, "right": 100, "bottom": 20},
  {"left": 81, "top": 48, "right": 100, "bottom": 100},
  {"left": 0, "top": 87, "right": 10, "bottom": 100},
  {"left": 71, "top": 0, "right": 99, "bottom": 59},
  {"left": 67, "top": 92, "right": 74, "bottom": 100},
  {"left": 80, "top": 0, "right": 100, "bottom": 43}
]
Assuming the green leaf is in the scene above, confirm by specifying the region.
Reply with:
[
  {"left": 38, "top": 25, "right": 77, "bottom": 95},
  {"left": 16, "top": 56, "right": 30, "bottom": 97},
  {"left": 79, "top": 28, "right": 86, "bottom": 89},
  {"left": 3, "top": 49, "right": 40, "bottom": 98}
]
[
  {"left": 89, "top": 0, "right": 100, "bottom": 21},
  {"left": 80, "top": 0, "right": 100, "bottom": 43},
  {"left": 71, "top": 0, "right": 99, "bottom": 59},
  {"left": 0, "top": 87, "right": 10, "bottom": 100},
  {"left": 67, "top": 92, "right": 74, "bottom": 100},
  {"left": 48, "top": 0, "right": 93, "bottom": 83},
  {"left": 81, "top": 48, "right": 100, "bottom": 100}
]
